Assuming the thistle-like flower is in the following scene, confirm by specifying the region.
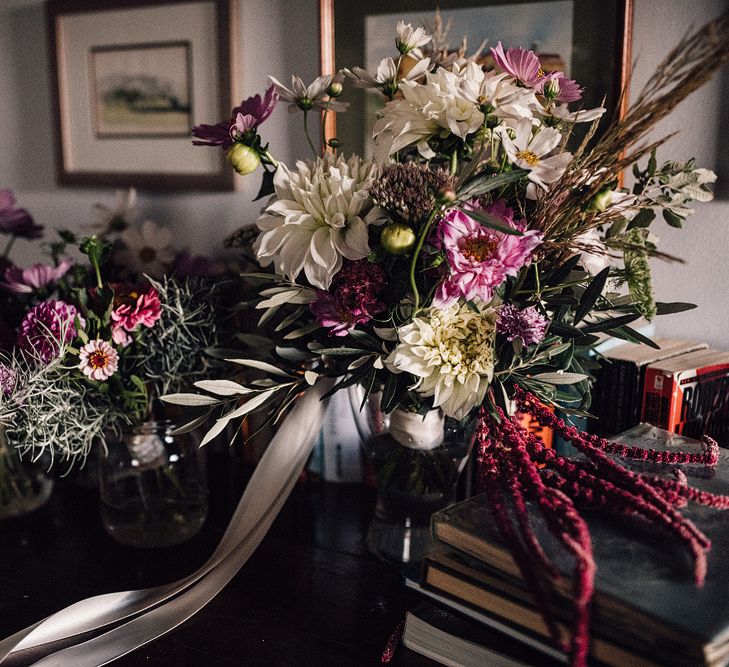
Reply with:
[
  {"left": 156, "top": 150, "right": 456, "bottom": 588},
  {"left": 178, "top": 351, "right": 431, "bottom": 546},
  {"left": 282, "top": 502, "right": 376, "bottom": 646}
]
[{"left": 497, "top": 304, "right": 549, "bottom": 346}]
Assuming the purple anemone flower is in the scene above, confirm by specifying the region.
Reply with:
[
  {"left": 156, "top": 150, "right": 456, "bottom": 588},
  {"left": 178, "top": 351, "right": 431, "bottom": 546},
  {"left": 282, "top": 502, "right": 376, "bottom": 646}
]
[
  {"left": 0, "top": 190, "right": 43, "bottom": 239},
  {"left": 2, "top": 259, "right": 73, "bottom": 295},
  {"left": 192, "top": 85, "right": 278, "bottom": 149}
]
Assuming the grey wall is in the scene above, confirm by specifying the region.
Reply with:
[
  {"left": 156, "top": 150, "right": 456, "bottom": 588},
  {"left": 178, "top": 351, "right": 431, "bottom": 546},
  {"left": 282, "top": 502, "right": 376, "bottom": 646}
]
[{"left": 1, "top": 0, "right": 728, "bottom": 345}]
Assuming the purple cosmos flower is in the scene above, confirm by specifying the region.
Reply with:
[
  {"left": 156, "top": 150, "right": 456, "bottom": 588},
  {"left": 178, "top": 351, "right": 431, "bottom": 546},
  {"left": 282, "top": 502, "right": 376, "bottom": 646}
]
[
  {"left": 0, "top": 190, "right": 43, "bottom": 239},
  {"left": 18, "top": 299, "right": 83, "bottom": 363},
  {"left": 433, "top": 200, "right": 543, "bottom": 307},
  {"left": 490, "top": 42, "right": 543, "bottom": 87},
  {"left": 0, "top": 363, "right": 16, "bottom": 397},
  {"left": 192, "top": 85, "right": 278, "bottom": 149},
  {"left": 497, "top": 304, "right": 549, "bottom": 346},
  {"left": 1, "top": 259, "right": 73, "bottom": 294},
  {"left": 541, "top": 72, "right": 583, "bottom": 103}
]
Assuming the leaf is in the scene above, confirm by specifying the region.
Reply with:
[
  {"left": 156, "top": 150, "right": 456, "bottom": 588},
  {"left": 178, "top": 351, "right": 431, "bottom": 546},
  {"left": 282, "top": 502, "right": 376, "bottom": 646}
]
[
  {"left": 456, "top": 207, "right": 524, "bottom": 236},
  {"left": 253, "top": 169, "right": 276, "bottom": 201},
  {"left": 223, "top": 388, "right": 281, "bottom": 421},
  {"left": 160, "top": 393, "right": 221, "bottom": 407},
  {"left": 574, "top": 267, "right": 609, "bottom": 324},
  {"left": 380, "top": 373, "right": 399, "bottom": 414},
  {"left": 274, "top": 305, "right": 305, "bottom": 332},
  {"left": 628, "top": 208, "right": 656, "bottom": 229},
  {"left": 607, "top": 325, "right": 661, "bottom": 349},
  {"left": 654, "top": 302, "right": 696, "bottom": 316},
  {"left": 170, "top": 412, "right": 211, "bottom": 436},
  {"left": 193, "top": 379, "right": 253, "bottom": 396},
  {"left": 548, "top": 322, "right": 584, "bottom": 338},
  {"left": 547, "top": 254, "right": 581, "bottom": 286},
  {"left": 304, "top": 371, "right": 318, "bottom": 386},
  {"left": 200, "top": 415, "right": 234, "bottom": 447},
  {"left": 663, "top": 209, "right": 684, "bottom": 228},
  {"left": 318, "top": 347, "right": 369, "bottom": 356},
  {"left": 359, "top": 370, "right": 377, "bottom": 411},
  {"left": 283, "top": 321, "right": 321, "bottom": 339},
  {"left": 275, "top": 346, "right": 313, "bottom": 362},
  {"left": 347, "top": 329, "right": 382, "bottom": 351},
  {"left": 225, "top": 358, "right": 295, "bottom": 378},
  {"left": 457, "top": 169, "right": 528, "bottom": 198},
  {"left": 580, "top": 312, "right": 640, "bottom": 334}
]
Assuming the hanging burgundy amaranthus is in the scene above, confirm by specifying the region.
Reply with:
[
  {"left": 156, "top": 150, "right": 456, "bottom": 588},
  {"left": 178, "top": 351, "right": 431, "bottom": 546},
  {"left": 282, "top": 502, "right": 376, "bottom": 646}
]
[{"left": 477, "top": 386, "right": 728, "bottom": 667}]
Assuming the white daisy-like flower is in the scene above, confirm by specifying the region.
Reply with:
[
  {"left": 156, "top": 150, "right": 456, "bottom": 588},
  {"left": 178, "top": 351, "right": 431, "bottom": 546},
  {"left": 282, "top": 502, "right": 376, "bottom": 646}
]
[
  {"left": 78, "top": 339, "right": 119, "bottom": 381},
  {"left": 116, "top": 219, "right": 175, "bottom": 278},
  {"left": 396, "top": 21, "right": 431, "bottom": 56},
  {"left": 548, "top": 104, "right": 606, "bottom": 124},
  {"left": 89, "top": 188, "right": 137, "bottom": 234},
  {"left": 344, "top": 56, "right": 431, "bottom": 98},
  {"left": 457, "top": 63, "right": 540, "bottom": 121},
  {"left": 253, "top": 154, "right": 386, "bottom": 290},
  {"left": 268, "top": 74, "right": 348, "bottom": 113},
  {"left": 385, "top": 301, "right": 497, "bottom": 420},
  {"left": 499, "top": 119, "right": 572, "bottom": 189}
]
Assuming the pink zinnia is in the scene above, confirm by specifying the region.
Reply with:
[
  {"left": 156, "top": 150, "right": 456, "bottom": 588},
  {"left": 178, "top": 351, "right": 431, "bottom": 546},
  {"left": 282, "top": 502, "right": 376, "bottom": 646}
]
[
  {"left": 490, "top": 42, "right": 543, "bottom": 87},
  {"left": 1, "top": 259, "right": 73, "bottom": 294},
  {"left": 78, "top": 339, "right": 119, "bottom": 381},
  {"left": 433, "top": 200, "right": 543, "bottom": 307},
  {"left": 18, "top": 299, "right": 83, "bottom": 362},
  {"left": 111, "top": 286, "right": 162, "bottom": 335}
]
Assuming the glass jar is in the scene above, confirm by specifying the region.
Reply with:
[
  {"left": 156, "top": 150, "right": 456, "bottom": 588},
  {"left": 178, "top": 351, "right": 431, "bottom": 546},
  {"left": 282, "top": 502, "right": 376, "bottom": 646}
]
[
  {"left": 99, "top": 420, "right": 208, "bottom": 548},
  {"left": 349, "top": 389, "right": 475, "bottom": 563},
  {"left": 0, "top": 426, "right": 54, "bottom": 519}
]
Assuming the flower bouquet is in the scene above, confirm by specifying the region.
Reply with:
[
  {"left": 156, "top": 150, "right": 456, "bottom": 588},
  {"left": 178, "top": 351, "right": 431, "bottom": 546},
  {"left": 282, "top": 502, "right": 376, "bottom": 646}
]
[
  {"left": 177, "top": 11, "right": 728, "bottom": 665},
  {"left": 0, "top": 194, "right": 223, "bottom": 542}
]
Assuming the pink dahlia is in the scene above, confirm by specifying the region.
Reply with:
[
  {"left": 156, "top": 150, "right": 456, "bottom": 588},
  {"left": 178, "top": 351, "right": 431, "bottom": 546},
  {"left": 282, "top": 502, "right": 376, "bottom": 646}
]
[
  {"left": 1, "top": 259, "right": 73, "bottom": 294},
  {"left": 111, "top": 287, "right": 162, "bottom": 335},
  {"left": 497, "top": 304, "right": 549, "bottom": 346},
  {"left": 490, "top": 42, "right": 543, "bottom": 87},
  {"left": 433, "top": 200, "right": 543, "bottom": 306},
  {"left": 18, "top": 299, "right": 83, "bottom": 362},
  {"left": 78, "top": 339, "right": 119, "bottom": 381},
  {"left": 310, "top": 260, "right": 387, "bottom": 336}
]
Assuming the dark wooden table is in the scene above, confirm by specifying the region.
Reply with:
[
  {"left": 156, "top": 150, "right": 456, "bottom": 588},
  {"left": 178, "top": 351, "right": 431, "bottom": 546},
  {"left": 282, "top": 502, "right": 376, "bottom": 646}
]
[{"left": 0, "top": 447, "right": 442, "bottom": 666}]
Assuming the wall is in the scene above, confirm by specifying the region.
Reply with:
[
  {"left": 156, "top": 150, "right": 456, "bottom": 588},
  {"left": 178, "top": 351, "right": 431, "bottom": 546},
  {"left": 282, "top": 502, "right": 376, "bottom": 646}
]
[{"left": 0, "top": 0, "right": 727, "bottom": 345}]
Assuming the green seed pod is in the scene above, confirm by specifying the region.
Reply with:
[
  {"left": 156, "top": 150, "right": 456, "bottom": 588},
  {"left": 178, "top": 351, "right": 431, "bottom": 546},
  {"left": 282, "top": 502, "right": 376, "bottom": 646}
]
[{"left": 380, "top": 223, "right": 416, "bottom": 255}]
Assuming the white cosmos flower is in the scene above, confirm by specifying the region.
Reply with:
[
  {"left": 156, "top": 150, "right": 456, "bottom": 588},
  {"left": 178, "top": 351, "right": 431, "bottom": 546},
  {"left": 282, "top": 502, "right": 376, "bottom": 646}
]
[
  {"left": 253, "top": 154, "right": 386, "bottom": 290},
  {"left": 344, "top": 57, "right": 430, "bottom": 97},
  {"left": 457, "top": 63, "right": 540, "bottom": 121},
  {"left": 268, "top": 74, "right": 348, "bottom": 113},
  {"left": 499, "top": 119, "right": 572, "bottom": 189},
  {"left": 385, "top": 301, "right": 497, "bottom": 420},
  {"left": 396, "top": 21, "right": 431, "bottom": 56},
  {"left": 89, "top": 187, "right": 137, "bottom": 234},
  {"left": 548, "top": 104, "right": 606, "bottom": 124},
  {"left": 116, "top": 219, "right": 174, "bottom": 278}
]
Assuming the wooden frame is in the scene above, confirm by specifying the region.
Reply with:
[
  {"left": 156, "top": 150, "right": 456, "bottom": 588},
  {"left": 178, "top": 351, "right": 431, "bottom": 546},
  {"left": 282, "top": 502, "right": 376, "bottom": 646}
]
[
  {"left": 47, "top": 0, "right": 238, "bottom": 191},
  {"left": 320, "top": 0, "right": 634, "bottom": 156}
]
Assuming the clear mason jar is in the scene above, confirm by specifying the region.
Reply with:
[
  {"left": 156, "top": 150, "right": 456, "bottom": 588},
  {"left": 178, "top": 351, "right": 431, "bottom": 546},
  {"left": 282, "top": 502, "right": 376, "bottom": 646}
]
[
  {"left": 349, "top": 389, "right": 476, "bottom": 563},
  {"left": 99, "top": 420, "right": 208, "bottom": 548},
  {"left": 0, "top": 426, "right": 54, "bottom": 520}
]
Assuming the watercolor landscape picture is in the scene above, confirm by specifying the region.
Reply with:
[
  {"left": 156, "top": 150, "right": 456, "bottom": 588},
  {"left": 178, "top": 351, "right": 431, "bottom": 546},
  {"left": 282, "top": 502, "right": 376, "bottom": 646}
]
[{"left": 91, "top": 42, "right": 192, "bottom": 137}]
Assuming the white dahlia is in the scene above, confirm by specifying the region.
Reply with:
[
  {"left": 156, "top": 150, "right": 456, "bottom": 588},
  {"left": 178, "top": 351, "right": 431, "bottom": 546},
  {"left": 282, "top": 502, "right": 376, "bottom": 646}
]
[
  {"left": 386, "top": 302, "right": 497, "bottom": 420},
  {"left": 253, "top": 154, "right": 386, "bottom": 289}
]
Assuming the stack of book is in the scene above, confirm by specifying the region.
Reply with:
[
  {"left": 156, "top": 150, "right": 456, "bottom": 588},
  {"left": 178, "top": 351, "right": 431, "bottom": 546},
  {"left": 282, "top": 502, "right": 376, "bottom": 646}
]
[{"left": 403, "top": 426, "right": 729, "bottom": 667}]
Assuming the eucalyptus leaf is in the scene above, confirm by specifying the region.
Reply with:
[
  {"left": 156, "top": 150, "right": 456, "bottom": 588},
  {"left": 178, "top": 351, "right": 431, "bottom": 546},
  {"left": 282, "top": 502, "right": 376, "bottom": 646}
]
[
  {"left": 193, "top": 379, "right": 252, "bottom": 396},
  {"left": 225, "top": 358, "right": 295, "bottom": 378},
  {"left": 160, "top": 393, "right": 221, "bottom": 407}
]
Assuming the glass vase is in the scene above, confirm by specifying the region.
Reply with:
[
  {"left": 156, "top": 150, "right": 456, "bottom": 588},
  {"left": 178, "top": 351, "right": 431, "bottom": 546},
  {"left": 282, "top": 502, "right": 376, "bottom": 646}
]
[
  {"left": 0, "top": 427, "right": 54, "bottom": 519},
  {"left": 349, "top": 389, "right": 475, "bottom": 564},
  {"left": 99, "top": 420, "right": 208, "bottom": 548}
]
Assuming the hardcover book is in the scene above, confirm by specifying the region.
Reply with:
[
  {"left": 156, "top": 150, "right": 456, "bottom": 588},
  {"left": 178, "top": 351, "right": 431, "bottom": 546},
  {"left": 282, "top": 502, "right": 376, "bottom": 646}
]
[
  {"left": 430, "top": 426, "right": 729, "bottom": 666},
  {"left": 592, "top": 338, "right": 707, "bottom": 437},
  {"left": 641, "top": 349, "right": 729, "bottom": 444}
]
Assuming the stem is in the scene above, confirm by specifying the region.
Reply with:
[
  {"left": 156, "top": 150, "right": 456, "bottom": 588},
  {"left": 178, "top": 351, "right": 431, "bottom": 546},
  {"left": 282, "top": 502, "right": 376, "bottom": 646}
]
[
  {"left": 2, "top": 236, "right": 16, "bottom": 259},
  {"left": 261, "top": 150, "right": 279, "bottom": 169},
  {"left": 93, "top": 260, "right": 103, "bottom": 289},
  {"left": 302, "top": 111, "right": 317, "bottom": 157},
  {"left": 409, "top": 208, "right": 441, "bottom": 314},
  {"left": 449, "top": 149, "right": 458, "bottom": 175}
]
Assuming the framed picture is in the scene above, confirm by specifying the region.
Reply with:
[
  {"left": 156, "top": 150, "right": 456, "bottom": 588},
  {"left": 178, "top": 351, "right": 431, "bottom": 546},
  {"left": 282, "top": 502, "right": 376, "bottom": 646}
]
[
  {"left": 320, "top": 0, "right": 633, "bottom": 158},
  {"left": 47, "top": 0, "right": 237, "bottom": 190}
]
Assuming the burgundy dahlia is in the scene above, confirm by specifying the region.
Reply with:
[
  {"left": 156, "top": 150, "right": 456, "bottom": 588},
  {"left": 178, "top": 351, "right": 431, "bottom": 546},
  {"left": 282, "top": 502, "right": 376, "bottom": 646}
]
[{"left": 18, "top": 299, "right": 82, "bottom": 362}]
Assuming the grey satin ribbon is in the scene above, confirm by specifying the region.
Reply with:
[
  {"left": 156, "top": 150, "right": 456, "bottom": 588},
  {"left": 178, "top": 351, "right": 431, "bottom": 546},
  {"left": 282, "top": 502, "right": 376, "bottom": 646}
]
[{"left": 0, "top": 380, "right": 332, "bottom": 666}]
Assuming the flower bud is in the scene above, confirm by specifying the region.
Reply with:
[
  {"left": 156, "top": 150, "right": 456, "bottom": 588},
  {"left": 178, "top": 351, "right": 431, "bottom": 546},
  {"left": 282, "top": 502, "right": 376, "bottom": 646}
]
[
  {"left": 327, "top": 138, "right": 341, "bottom": 149},
  {"left": 227, "top": 143, "right": 261, "bottom": 176},
  {"left": 326, "top": 81, "right": 343, "bottom": 97},
  {"left": 438, "top": 188, "right": 457, "bottom": 205},
  {"left": 380, "top": 223, "right": 416, "bottom": 255},
  {"left": 543, "top": 77, "right": 560, "bottom": 100},
  {"left": 589, "top": 188, "right": 613, "bottom": 212}
]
